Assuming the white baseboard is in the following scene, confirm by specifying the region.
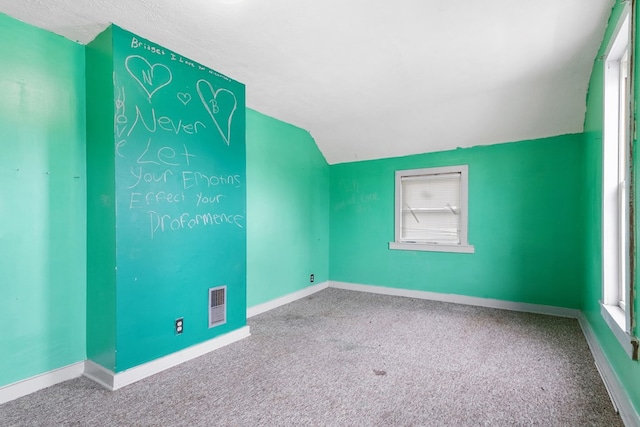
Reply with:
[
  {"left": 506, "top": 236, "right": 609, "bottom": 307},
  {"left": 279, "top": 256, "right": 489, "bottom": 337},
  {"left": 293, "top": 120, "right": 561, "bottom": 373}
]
[
  {"left": 0, "top": 361, "right": 85, "bottom": 405},
  {"left": 83, "top": 361, "right": 116, "bottom": 391},
  {"left": 578, "top": 314, "right": 640, "bottom": 427},
  {"left": 84, "top": 326, "right": 251, "bottom": 391},
  {"left": 247, "top": 281, "right": 329, "bottom": 318},
  {"left": 329, "top": 281, "right": 581, "bottom": 318}
]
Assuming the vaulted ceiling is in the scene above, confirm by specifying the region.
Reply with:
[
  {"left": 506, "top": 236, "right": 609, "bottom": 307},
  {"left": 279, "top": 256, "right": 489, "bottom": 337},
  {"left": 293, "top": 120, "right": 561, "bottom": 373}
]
[{"left": 1, "top": 0, "right": 614, "bottom": 164}]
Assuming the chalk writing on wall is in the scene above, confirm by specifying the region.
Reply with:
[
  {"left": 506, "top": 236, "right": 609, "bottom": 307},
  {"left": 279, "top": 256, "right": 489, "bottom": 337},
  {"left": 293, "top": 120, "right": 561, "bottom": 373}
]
[
  {"left": 114, "top": 35, "right": 245, "bottom": 240},
  {"left": 196, "top": 79, "right": 237, "bottom": 146},
  {"left": 333, "top": 180, "right": 380, "bottom": 214}
]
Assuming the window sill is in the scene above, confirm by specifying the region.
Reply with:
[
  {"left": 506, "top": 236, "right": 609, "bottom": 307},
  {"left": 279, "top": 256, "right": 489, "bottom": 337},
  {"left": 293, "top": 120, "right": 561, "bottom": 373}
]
[
  {"left": 388, "top": 242, "right": 475, "bottom": 253},
  {"left": 600, "top": 303, "right": 638, "bottom": 359}
]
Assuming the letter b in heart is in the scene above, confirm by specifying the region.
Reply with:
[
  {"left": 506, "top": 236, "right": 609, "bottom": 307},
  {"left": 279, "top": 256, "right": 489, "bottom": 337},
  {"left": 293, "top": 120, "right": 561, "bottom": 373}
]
[
  {"left": 125, "top": 55, "right": 173, "bottom": 101},
  {"left": 197, "top": 79, "right": 237, "bottom": 146}
]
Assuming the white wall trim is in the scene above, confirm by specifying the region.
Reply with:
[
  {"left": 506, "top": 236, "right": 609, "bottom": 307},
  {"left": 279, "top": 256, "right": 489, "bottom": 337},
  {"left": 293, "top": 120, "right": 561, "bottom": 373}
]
[
  {"left": 83, "top": 360, "right": 115, "bottom": 390},
  {"left": 329, "top": 281, "right": 581, "bottom": 318},
  {"left": 388, "top": 242, "right": 475, "bottom": 253},
  {"left": 600, "top": 303, "right": 638, "bottom": 359},
  {"left": 247, "top": 281, "right": 329, "bottom": 318},
  {"left": 578, "top": 314, "right": 640, "bottom": 427},
  {"left": 84, "top": 326, "right": 251, "bottom": 391},
  {"left": 0, "top": 361, "right": 85, "bottom": 405}
]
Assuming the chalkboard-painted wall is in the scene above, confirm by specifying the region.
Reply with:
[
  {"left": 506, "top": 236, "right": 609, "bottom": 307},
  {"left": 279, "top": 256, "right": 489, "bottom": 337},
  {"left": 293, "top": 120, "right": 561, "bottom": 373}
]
[{"left": 87, "top": 25, "right": 246, "bottom": 372}]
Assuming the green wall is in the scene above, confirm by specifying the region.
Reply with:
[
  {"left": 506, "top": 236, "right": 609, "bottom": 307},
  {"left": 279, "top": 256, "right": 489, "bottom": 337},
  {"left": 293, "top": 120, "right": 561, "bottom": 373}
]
[
  {"left": 330, "top": 134, "right": 585, "bottom": 309},
  {"left": 86, "top": 25, "right": 117, "bottom": 372},
  {"left": 0, "top": 13, "right": 87, "bottom": 387},
  {"left": 582, "top": 1, "right": 640, "bottom": 414},
  {"left": 87, "top": 26, "right": 248, "bottom": 372},
  {"left": 246, "top": 110, "right": 330, "bottom": 307}
]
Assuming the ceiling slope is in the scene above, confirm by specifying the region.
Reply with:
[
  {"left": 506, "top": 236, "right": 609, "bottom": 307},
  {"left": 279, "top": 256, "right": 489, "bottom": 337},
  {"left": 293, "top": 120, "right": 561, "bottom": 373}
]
[{"left": 0, "top": 0, "right": 614, "bottom": 164}]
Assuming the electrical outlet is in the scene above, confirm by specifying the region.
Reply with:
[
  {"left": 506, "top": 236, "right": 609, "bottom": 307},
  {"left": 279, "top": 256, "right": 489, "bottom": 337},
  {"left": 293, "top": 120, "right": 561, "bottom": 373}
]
[
  {"left": 310, "top": 273, "right": 314, "bottom": 283},
  {"left": 175, "top": 317, "right": 184, "bottom": 335}
]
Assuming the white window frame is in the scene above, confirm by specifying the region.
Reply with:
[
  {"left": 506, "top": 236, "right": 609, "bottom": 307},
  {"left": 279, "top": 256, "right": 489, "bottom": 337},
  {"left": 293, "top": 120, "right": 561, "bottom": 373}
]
[
  {"left": 601, "top": 4, "right": 638, "bottom": 360},
  {"left": 389, "top": 165, "right": 474, "bottom": 253}
]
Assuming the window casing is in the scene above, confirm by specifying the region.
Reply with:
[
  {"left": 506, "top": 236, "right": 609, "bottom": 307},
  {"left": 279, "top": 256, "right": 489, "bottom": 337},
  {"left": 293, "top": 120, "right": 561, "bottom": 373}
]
[
  {"left": 390, "top": 165, "right": 474, "bottom": 253},
  {"left": 601, "top": 5, "right": 638, "bottom": 360}
]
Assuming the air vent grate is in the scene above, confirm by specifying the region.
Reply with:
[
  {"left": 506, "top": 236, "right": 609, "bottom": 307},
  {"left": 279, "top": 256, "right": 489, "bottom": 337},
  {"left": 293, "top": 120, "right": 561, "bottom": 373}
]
[{"left": 209, "top": 286, "right": 227, "bottom": 328}]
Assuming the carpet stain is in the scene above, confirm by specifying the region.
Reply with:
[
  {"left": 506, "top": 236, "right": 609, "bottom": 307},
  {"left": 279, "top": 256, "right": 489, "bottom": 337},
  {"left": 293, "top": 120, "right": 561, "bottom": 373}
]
[{"left": 373, "top": 369, "right": 387, "bottom": 376}]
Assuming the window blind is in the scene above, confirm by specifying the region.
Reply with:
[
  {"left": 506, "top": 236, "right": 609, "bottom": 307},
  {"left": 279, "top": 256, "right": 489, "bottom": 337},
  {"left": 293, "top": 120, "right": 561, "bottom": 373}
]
[{"left": 401, "top": 172, "right": 461, "bottom": 244}]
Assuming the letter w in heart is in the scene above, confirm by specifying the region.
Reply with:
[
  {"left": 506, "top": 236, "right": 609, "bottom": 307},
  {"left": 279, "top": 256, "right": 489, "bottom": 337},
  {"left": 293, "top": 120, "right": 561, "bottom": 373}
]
[{"left": 197, "top": 79, "right": 237, "bottom": 146}]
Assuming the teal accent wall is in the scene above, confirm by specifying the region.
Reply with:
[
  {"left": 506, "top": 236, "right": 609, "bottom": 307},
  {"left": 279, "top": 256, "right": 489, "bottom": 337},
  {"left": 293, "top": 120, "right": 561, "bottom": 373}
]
[
  {"left": 0, "top": 13, "right": 86, "bottom": 387},
  {"left": 86, "top": 26, "right": 247, "bottom": 372},
  {"left": 582, "top": 1, "right": 640, "bottom": 414},
  {"left": 330, "top": 134, "right": 585, "bottom": 309},
  {"left": 246, "top": 110, "right": 329, "bottom": 307}
]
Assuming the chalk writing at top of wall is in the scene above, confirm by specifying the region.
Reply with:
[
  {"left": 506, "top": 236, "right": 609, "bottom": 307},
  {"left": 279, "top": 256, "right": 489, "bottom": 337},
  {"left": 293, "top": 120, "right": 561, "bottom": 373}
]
[
  {"left": 333, "top": 179, "right": 380, "bottom": 214},
  {"left": 113, "top": 28, "right": 246, "bottom": 240}
]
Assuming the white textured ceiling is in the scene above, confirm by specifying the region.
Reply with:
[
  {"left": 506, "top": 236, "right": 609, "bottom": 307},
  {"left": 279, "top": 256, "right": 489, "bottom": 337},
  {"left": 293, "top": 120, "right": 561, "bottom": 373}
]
[{"left": 1, "top": 0, "right": 614, "bottom": 164}]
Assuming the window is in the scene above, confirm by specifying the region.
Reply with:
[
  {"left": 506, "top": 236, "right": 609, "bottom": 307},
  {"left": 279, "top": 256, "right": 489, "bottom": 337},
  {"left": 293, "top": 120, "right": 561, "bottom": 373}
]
[
  {"left": 601, "top": 5, "right": 637, "bottom": 359},
  {"left": 389, "top": 165, "right": 474, "bottom": 253}
]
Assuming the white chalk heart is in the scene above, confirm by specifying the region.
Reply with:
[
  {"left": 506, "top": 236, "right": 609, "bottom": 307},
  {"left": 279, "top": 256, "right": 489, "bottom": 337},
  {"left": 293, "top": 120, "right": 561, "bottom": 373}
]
[
  {"left": 196, "top": 79, "right": 237, "bottom": 146},
  {"left": 177, "top": 92, "right": 192, "bottom": 105},
  {"left": 125, "top": 55, "right": 173, "bottom": 101}
]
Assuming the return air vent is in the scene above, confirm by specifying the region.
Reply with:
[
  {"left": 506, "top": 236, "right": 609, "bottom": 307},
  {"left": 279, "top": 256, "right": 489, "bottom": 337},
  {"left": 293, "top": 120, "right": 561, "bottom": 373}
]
[{"left": 209, "top": 286, "right": 227, "bottom": 328}]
